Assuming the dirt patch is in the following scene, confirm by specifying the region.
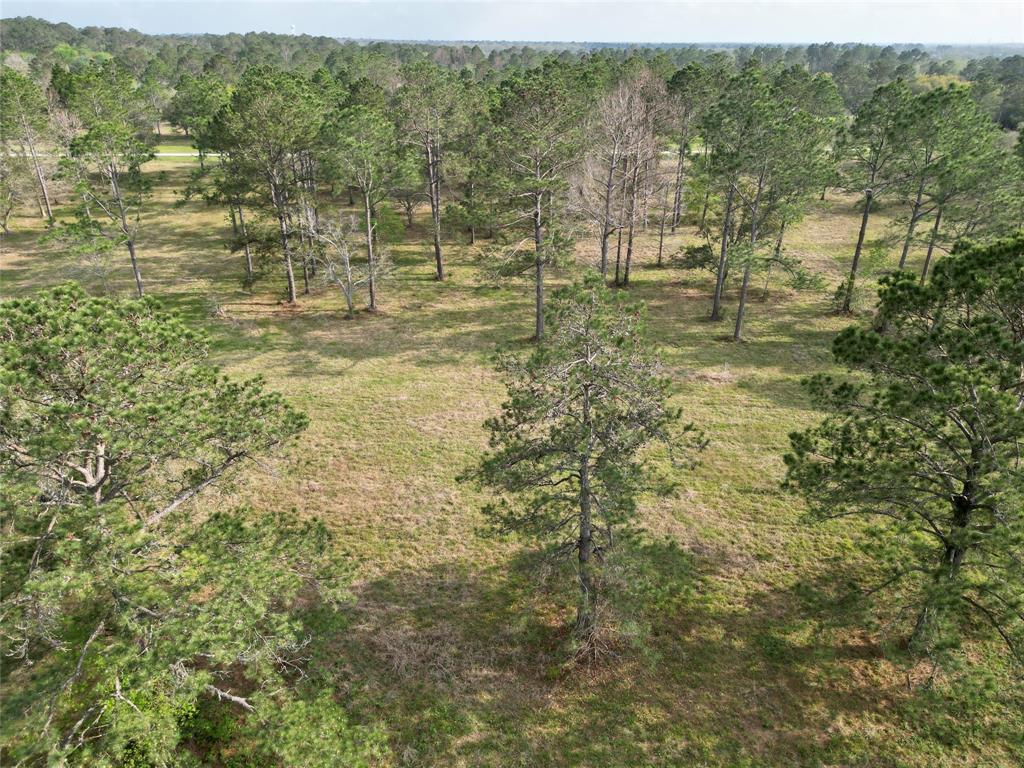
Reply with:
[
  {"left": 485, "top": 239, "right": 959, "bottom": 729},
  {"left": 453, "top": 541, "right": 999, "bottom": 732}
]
[{"left": 683, "top": 366, "right": 738, "bottom": 385}]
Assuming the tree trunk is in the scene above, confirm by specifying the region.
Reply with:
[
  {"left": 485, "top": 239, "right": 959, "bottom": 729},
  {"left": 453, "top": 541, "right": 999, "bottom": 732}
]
[
  {"left": 623, "top": 161, "right": 640, "bottom": 286},
  {"left": 843, "top": 188, "right": 873, "bottom": 314},
  {"left": 126, "top": 239, "right": 144, "bottom": 297},
  {"left": 711, "top": 184, "right": 735, "bottom": 321},
  {"left": 110, "top": 166, "right": 144, "bottom": 297},
  {"left": 533, "top": 191, "right": 544, "bottom": 341},
  {"left": 912, "top": 464, "right": 975, "bottom": 648},
  {"left": 575, "top": 385, "right": 596, "bottom": 641},
  {"left": 426, "top": 139, "right": 445, "bottom": 281},
  {"left": 614, "top": 226, "right": 623, "bottom": 286},
  {"left": 301, "top": 244, "right": 311, "bottom": 295},
  {"left": 734, "top": 260, "right": 753, "bottom": 341},
  {"left": 277, "top": 207, "right": 297, "bottom": 304},
  {"left": 599, "top": 157, "right": 617, "bottom": 277},
  {"left": 237, "top": 205, "right": 254, "bottom": 282},
  {"left": 898, "top": 178, "right": 926, "bottom": 270},
  {"left": 657, "top": 184, "right": 669, "bottom": 266},
  {"left": 24, "top": 135, "right": 53, "bottom": 223},
  {"left": 670, "top": 136, "right": 686, "bottom": 232},
  {"left": 733, "top": 184, "right": 763, "bottom": 342},
  {"left": 761, "top": 219, "right": 786, "bottom": 300},
  {"left": 363, "top": 191, "right": 377, "bottom": 311},
  {"left": 919, "top": 207, "right": 943, "bottom": 284}
]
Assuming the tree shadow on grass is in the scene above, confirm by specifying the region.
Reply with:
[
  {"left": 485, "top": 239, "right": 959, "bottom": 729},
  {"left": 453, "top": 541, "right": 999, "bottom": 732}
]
[
  {"left": 206, "top": 281, "right": 536, "bottom": 378},
  {"left": 297, "top": 533, "right": 987, "bottom": 768}
]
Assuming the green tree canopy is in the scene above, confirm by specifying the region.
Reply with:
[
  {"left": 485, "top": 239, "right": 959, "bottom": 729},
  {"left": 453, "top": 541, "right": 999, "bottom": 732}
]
[
  {"left": 486, "top": 64, "right": 588, "bottom": 339},
  {"left": 54, "top": 61, "right": 156, "bottom": 296},
  {"left": 470, "top": 277, "right": 705, "bottom": 652},
  {"left": 0, "top": 284, "right": 382, "bottom": 765},
  {"left": 785, "top": 235, "right": 1024, "bottom": 664},
  {"left": 211, "top": 65, "right": 324, "bottom": 302}
]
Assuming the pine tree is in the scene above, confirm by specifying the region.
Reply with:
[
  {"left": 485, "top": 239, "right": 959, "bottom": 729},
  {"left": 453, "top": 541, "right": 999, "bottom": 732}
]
[
  {"left": 211, "top": 66, "right": 323, "bottom": 303},
  {"left": 469, "top": 277, "right": 705, "bottom": 652},
  {"left": 0, "top": 68, "right": 56, "bottom": 223},
  {"left": 55, "top": 61, "right": 155, "bottom": 296},
  {"left": 487, "top": 65, "right": 587, "bottom": 340},
  {"left": 785, "top": 235, "right": 1024, "bottom": 664},
  {"left": 320, "top": 104, "right": 413, "bottom": 311},
  {"left": 838, "top": 79, "right": 913, "bottom": 312},
  {"left": 394, "top": 61, "right": 469, "bottom": 281},
  {"left": 0, "top": 285, "right": 379, "bottom": 764}
]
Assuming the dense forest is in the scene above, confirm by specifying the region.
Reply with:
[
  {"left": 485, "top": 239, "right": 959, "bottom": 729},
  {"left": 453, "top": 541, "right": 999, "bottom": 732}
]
[{"left": 1, "top": 14, "right": 1023, "bottom": 768}]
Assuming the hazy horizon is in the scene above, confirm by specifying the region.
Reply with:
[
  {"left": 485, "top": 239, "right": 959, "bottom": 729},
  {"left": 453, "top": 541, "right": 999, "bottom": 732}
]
[{"left": 3, "top": 1, "right": 1022, "bottom": 46}]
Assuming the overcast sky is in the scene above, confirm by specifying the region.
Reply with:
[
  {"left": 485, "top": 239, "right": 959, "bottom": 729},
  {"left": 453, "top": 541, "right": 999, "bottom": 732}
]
[{"left": 4, "top": 1, "right": 1023, "bottom": 44}]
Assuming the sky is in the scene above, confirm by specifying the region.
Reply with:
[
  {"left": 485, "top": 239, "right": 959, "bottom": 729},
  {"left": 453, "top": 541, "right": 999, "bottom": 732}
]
[{"left": 3, "top": 0, "right": 1023, "bottom": 45}]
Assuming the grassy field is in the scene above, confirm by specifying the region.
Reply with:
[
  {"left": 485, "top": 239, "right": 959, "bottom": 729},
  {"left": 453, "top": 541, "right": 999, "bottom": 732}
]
[{"left": 2, "top": 148, "right": 1021, "bottom": 767}]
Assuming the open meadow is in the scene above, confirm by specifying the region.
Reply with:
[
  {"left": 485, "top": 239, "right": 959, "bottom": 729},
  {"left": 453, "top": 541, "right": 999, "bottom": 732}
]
[{"left": 3, "top": 144, "right": 1021, "bottom": 767}]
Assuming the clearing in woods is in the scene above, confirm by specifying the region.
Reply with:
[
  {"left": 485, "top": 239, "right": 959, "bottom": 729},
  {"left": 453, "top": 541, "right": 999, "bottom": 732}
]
[{"left": 2, "top": 142, "right": 1020, "bottom": 767}]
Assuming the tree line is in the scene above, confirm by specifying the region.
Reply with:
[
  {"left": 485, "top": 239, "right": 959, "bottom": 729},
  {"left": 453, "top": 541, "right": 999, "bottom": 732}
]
[
  {"left": 3, "top": 15, "right": 1022, "bottom": 120},
  {"left": 3, "top": 48, "right": 1022, "bottom": 341}
]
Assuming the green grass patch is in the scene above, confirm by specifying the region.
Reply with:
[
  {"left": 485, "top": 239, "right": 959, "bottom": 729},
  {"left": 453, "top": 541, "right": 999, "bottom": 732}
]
[{"left": 1, "top": 154, "right": 1020, "bottom": 767}]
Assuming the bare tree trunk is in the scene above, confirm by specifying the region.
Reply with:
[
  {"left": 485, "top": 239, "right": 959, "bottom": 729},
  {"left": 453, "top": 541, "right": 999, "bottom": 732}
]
[
  {"left": 761, "top": 219, "right": 786, "bottom": 300},
  {"left": 533, "top": 190, "right": 544, "bottom": 341},
  {"left": 670, "top": 136, "right": 686, "bottom": 232},
  {"left": 301, "top": 239, "right": 311, "bottom": 295},
  {"left": 614, "top": 226, "right": 623, "bottom": 285},
  {"left": 237, "top": 205, "right": 254, "bottom": 282},
  {"left": 843, "top": 189, "right": 873, "bottom": 314},
  {"left": 271, "top": 181, "right": 297, "bottom": 303},
  {"left": 657, "top": 183, "right": 669, "bottom": 266},
  {"left": 919, "top": 207, "right": 943, "bottom": 285},
  {"left": 277, "top": 207, "right": 297, "bottom": 303},
  {"left": 734, "top": 181, "right": 764, "bottom": 342},
  {"left": 599, "top": 158, "right": 617, "bottom": 277},
  {"left": 698, "top": 145, "right": 711, "bottom": 232},
  {"left": 126, "top": 239, "right": 144, "bottom": 297},
  {"left": 613, "top": 157, "right": 629, "bottom": 285},
  {"left": 733, "top": 261, "right": 753, "bottom": 341},
  {"left": 899, "top": 178, "right": 926, "bottom": 270},
  {"left": 623, "top": 161, "right": 640, "bottom": 286},
  {"left": 363, "top": 190, "right": 377, "bottom": 311},
  {"left": 110, "top": 166, "right": 144, "bottom": 297},
  {"left": 711, "top": 184, "right": 735, "bottom": 321},
  {"left": 24, "top": 135, "right": 53, "bottom": 222},
  {"left": 426, "top": 139, "right": 445, "bottom": 280},
  {"left": 575, "top": 384, "right": 595, "bottom": 641},
  {"left": 468, "top": 180, "right": 476, "bottom": 245}
]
